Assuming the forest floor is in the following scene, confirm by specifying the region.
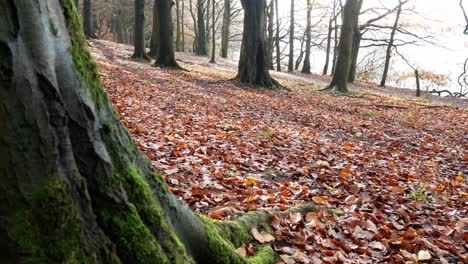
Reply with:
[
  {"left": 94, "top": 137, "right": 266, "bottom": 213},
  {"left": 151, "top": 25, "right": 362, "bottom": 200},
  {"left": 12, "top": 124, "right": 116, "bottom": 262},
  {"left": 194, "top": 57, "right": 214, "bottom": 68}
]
[{"left": 91, "top": 40, "right": 467, "bottom": 264}]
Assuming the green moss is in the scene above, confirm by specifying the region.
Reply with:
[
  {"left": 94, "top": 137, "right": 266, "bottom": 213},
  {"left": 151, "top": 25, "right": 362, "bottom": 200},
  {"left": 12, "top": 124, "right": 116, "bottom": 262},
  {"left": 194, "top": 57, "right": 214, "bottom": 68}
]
[
  {"left": 201, "top": 216, "right": 275, "bottom": 264},
  {"left": 59, "top": 0, "right": 109, "bottom": 107},
  {"left": 9, "top": 177, "right": 96, "bottom": 263}
]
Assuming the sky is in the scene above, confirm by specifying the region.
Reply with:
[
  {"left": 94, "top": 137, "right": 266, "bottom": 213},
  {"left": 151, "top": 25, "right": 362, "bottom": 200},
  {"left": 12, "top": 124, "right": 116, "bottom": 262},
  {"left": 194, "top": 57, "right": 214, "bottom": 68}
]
[{"left": 277, "top": 0, "right": 468, "bottom": 92}]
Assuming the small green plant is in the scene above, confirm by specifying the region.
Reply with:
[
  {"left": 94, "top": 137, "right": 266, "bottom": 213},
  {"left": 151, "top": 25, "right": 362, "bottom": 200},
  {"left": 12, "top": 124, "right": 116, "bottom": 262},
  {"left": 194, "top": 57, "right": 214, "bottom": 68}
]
[
  {"left": 259, "top": 128, "right": 273, "bottom": 138},
  {"left": 361, "top": 110, "right": 377, "bottom": 117},
  {"left": 410, "top": 184, "right": 430, "bottom": 201}
]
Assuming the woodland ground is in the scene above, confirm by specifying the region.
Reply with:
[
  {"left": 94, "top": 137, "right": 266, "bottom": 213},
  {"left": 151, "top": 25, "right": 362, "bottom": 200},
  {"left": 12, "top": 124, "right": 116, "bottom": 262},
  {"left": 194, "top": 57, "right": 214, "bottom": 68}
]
[{"left": 91, "top": 40, "right": 466, "bottom": 264}]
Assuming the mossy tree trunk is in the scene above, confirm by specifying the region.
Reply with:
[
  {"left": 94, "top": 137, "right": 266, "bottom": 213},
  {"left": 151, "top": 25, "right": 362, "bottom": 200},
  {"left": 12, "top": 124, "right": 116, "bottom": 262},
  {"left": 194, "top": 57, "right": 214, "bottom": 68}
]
[
  {"left": 132, "top": 0, "right": 150, "bottom": 61},
  {"left": 154, "top": 0, "right": 181, "bottom": 68},
  {"left": 0, "top": 1, "right": 285, "bottom": 263},
  {"left": 148, "top": 0, "right": 160, "bottom": 58},
  {"left": 237, "top": 0, "right": 279, "bottom": 89},
  {"left": 327, "top": 0, "right": 360, "bottom": 93}
]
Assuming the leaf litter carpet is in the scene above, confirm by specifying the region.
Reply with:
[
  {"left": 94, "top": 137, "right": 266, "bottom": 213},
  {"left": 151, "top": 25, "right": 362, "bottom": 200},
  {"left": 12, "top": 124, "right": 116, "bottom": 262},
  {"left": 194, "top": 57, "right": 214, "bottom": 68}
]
[{"left": 91, "top": 40, "right": 467, "bottom": 263}]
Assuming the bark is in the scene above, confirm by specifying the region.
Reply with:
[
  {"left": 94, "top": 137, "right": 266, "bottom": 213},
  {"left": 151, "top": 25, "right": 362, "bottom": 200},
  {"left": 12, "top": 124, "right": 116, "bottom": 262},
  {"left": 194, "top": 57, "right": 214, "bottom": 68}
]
[
  {"left": 189, "top": 0, "right": 199, "bottom": 52},
  {"left": 267, "top": 0, "right": 274, "bottom": 70},
  {"left": 237, "top": 0, "right": 279, "bottom": 89},
  {"left": 196, "top": 0, "right": 207, "bottom": 55},
  {"left": 0, "top": 1, "right": 291, "bottom": 263},
  {"left": 288, "top": 0, "right": 295, "bottom": 72},
  {"left": 322, "top": 16, "right": 333, "bottom": 75},
  {"left": 210, "top": 0, "right": 216, "bottom": 63},
  {"left": 348, "top": 0, "right": 363, "bottom": 83},
  {"left": 132, "top": 0, "right": 150, "bottom": 61},
  {"left": 274, "top": 0, "right": 281, "bottom": 71},
  {"left": 301, "top": 0, "right": 312, "bottom": 74},
  {"left": 148, "top": 0, "right": 160, "bottom": 58},
  {"left": 380, "top": 0, "right": 403, "bottom": 87},
  {"left": 327, "top": 0, "right": 360, "bottom": 93},
  {"left": 221, "top": 0, "right": 231, "bottom": 58},
  {"left": 154, "top": 0, "right": 181, "bottom": 68},
  {"left": 175, "top": 0, "right": 182, "bottom": 51},
  {"left": 75, "top": 0, "right": 80, "bottom": 13},
  {"left": 206, "top": 0, "right": 211, "bottom": 52},
  {"left": 181, "top": 0, "right": 185, "bottom": 52},
  {"left": 83, "top": 0, "right": 95, "bottom": 38},
  {"left": 331, "top": 4, "right": 339, "bottom": 75}
]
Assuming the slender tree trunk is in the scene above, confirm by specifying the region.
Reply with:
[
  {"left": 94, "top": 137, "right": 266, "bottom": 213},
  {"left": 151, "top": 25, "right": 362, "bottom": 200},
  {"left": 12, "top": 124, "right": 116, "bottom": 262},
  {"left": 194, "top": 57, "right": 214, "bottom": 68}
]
[
  {"left": 348, "top": 0, "right": 363, "bottom": 82},
  {"left": 331, "top": 10, "right": 339, "bottom": 75},
  {"left": 182, "top": 0, "right": 186, "bottom": 52},
  {"left": 148, "top": 0, "right": 160, "bottom": 58},
  {"left": 210, "top": 0, "right": 216, "bottom": 63},
  {"left": 221, "top": 0, "right": 231, "bottom": 58},
  {"left": 301, "top": 0, "right": 313, "bottom": 74},
  {"left": 288, "top": 0, "right": 295, "bottom": 72},
  {"left": 380, "top": 0, "right": 403, "bottom": 87},
  {"left": 83, "top": 0, "right": 95, "bottom": 38},
  {"left": 154, "top": 0, "right": 181, "bottom": 68},
  {"left": 328, "top": 0, "right": 360, "bottom": 93},
  {"left": 267, "top": 0, "right": 275, "bottom": 70},
  {"left": 132, "top": 0, "right": 150, "bottom": 61},
  {"left": 206, "top": 0, "right": 211, "bottom": 52},
  {"left": 238, "top": 0, "right": 279, "bottom": 88},
  {"left": 322, "top": 15, "right": 333, "bottom": 75},
  {"left": 275, "top": 0, "right": 281, "bottom": 71},
  {"left": 189, "top": 0, "right": 199, "bottom": 52},
  {"left": 175, "top": 0, "right": 182, "bottom": 51},
  {"left": 196, "top": 0, "right": 207, "bottom": 55}
]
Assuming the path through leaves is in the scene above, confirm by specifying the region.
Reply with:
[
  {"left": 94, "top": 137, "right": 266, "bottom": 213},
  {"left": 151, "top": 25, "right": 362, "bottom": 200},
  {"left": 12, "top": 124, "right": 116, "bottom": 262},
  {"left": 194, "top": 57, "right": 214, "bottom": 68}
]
[{"left": 91, "top": 40, "right": 467, "bottom": 263}]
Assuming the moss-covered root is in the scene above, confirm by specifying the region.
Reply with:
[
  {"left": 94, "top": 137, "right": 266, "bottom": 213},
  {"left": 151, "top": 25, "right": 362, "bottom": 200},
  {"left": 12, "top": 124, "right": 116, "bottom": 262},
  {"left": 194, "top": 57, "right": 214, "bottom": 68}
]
[{"left": 199, "top": 204, "right": 328, "bottom": 264}]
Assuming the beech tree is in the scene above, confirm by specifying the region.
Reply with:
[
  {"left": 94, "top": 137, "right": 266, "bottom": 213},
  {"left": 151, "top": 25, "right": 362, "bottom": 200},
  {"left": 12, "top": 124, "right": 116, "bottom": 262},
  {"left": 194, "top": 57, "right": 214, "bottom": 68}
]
[
  {"left": 0, "top": 0, "right": 321, "bottom": 263},
  {"left": 154, "top": 0, "right": 182, "bottom": 68},
  {"left": 301, "top": 0, "right": 313, "bottom": 74},
  {"left": 148, "top": 0, "right": 160, "bottom": 58},
  {"left": 132, "top": 0, "right": 150, "bottom": 61},
  {"left": 83, "top": 0, "right": 96, "bottom": 38},
  {"left": 196, "top": 0, "right": 208, "bottom": 55},
  {"left": 326, "top": 0, "right": 360, "bottom": 92},
  {"left": 220, "top": 0, "right": 231, "bottom": 58},
  {"left": 288, "top": 0, "right": 295, "bottom": 72},
  {"left": 237, "top": 0, "right": 279, "bottom": 88}
]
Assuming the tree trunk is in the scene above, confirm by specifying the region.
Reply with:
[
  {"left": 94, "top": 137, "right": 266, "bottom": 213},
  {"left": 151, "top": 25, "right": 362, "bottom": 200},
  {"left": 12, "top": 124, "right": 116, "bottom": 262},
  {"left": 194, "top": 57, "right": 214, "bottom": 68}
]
[
  {"left": 182, "top": 0, "right": 186, "bottom": 52},
  {"left": 331, "top": 5, "right": 339, "bottom": 75},
  {"left": 327, "top": 0, "right": 360, "bottom": 93},
  {"left": 0, "top": 1, "right": 290, "bottom": 263},
  {"left": 75, "top": 0, "right": 80, "bottom": 13},
  {"left": 154, "top": 0, "right": 181, "bottom": 68},
  {"left": 175, "top": 0, "right": 182, "bottom": 51},
  {"left": 288, "top": 0, "right": 295, "bottom": 72},
  {"left": 132, "top": 0, "right": 150, "bottom": 61},
  {"left": 83, "top": 0, "right": 95, "bottom": 38},
  {"left": 274, "top": 0, "right": 281, "bottom": 71},
  {"left": 210, "top": 0, "right": 216, "bottom": 63},
  {"left": 267, "top": 0, "right": 274, "bottom": 70},
  {"left": 196, "top": 0, "right": 207, "bottom": 55},
  {"left": 237, "top": 0, "right": 279, "bottom": 88},
  {"left": 221, "top": 0, "right": 231, "bottom": 58},
  {"left": 322, "top": 16, "right": 333, "bottom": 75},
  {"left": 189, "top": 0, "right": 199, "bottom": 52},
  {"left": 206, "top": 0, "right": 211, "bottom": 52},
  {"left": 148, "top": 0, "right": 160, "bottom": 58},
  {"left": 348, "top": 0, "right": 363, "bottom": 83},
  {"left": 380, "top": 0, "right": 403, "bottom": 87},
  {"left": 301, "top": 0, "right": 312, "bottom": 74}
]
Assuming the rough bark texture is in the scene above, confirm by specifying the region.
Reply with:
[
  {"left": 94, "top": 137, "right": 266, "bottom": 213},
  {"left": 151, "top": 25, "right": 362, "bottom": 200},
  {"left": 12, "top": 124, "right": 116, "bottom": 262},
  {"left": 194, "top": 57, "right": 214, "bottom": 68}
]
[
  {"left": 132, "top": 0, "right": 150, "bottom": 61},
  {"left": 196, "top": 0, "right": 207, "bottom": 55},
  {"left": 327, "top": 0, "right": 360, "bottom": 93},
  {"left": 380, "top": 1, "right": 402, "bottom": 87},
  {"left": 154, "top": 0, "right": 181, "bottom": 68},
  {"left": 288, "top": 0, "right": 295, "bottom": 72},
  {"left": 301, "top": 0, "right": 312, "bottom": 74},
  {"left": 0, "top": 1, "right": 279, "bottom": 263},
  {"left": 237, "top": 0, "right": 279, "bottom": 89},
  {"left": 274, "top": 0, "right": 281, "bottom": 71},
  {"left": 83, "top": 0, "right": 95, "bottom": 38},
  {"left": 148, "top": 0, "right": 160, "bottom": 58}
]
